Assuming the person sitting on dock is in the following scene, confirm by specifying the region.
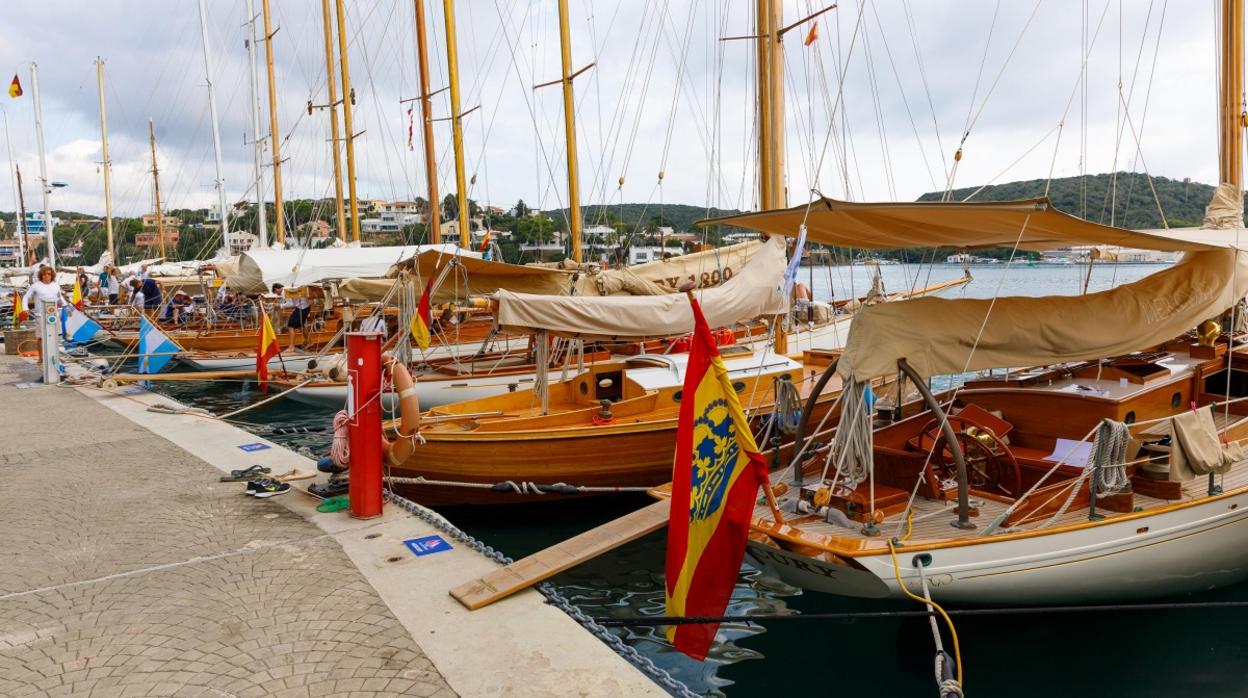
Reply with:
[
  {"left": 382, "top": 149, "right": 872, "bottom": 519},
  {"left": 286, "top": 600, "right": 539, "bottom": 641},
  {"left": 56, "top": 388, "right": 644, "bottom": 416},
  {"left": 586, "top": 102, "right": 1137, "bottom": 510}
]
[
  {"left": 273, "top": 283, "right": 311, "bottom": 347},
  {"left": 22, "top": 266, "right": 69, "bottom": 316}
]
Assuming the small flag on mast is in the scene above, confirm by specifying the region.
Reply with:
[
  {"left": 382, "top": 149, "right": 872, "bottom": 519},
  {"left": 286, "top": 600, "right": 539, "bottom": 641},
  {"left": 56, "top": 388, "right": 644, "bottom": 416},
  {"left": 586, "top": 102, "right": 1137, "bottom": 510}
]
[
  {"left": 138, "top": 316, "right": 180, "bottom": 374},
  {"left": 64, "top": 306, "right": 103, "bottom": 345},
  {"left": 804, "top": 21, "right": 819, "bottom": 46},
  {"left": 8, "top": 75, "right": 22, "bottom": 98},
  {"left": 11, "top": 291, "right": 26, "bottom": 328},
  {"left": 409, "top": 276, "right": 434, "bottom": 351},
  {"left": 71, "top": 279, "right": 85, "bottom": 310}
]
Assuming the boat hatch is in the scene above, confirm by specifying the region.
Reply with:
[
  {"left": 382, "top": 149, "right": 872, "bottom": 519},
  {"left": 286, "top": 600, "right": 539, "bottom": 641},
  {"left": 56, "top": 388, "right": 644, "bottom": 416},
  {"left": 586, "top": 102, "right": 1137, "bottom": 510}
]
[
  {"left": 1204, "top": 368, "right": 1248, "bottom": 399},
  {"left": 596, "top": 370, "right": 624, "bottom": 402}
]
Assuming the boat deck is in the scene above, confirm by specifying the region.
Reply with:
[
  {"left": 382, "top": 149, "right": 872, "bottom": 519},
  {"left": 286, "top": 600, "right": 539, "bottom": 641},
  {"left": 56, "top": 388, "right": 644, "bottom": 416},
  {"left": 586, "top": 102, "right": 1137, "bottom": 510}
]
[{"left": 762, "top": 435, "right": 1248, "bottom": 552}]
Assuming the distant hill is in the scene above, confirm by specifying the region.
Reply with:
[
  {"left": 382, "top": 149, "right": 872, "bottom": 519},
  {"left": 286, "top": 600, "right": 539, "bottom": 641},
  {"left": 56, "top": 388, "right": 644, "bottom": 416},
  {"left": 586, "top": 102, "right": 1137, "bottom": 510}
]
[
  {"left": 918, "top": 172, "right": 1236, "bottom": 229},
  {"left": 542, "top": 203, "right": 742, "bottom": 233}
]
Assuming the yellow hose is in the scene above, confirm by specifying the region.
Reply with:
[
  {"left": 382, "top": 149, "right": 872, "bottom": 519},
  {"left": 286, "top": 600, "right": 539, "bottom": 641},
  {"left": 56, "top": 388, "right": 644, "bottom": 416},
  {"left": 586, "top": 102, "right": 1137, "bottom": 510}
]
[{"left": 887, "top": 539, "right": 963, "bottom": 687}]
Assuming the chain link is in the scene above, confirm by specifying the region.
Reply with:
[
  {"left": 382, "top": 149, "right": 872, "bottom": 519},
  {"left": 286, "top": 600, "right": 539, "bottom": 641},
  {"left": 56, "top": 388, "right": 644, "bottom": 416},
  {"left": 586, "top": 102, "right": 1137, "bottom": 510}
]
[{"left": 383, "top": 490, "right": 701, "bottom": 698}]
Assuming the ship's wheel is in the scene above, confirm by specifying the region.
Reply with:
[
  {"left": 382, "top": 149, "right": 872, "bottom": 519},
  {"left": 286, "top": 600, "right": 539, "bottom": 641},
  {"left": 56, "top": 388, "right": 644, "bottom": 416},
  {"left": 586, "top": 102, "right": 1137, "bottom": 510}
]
[{"left": 914, "top": 416, "right": 1022, "bottom": 498}]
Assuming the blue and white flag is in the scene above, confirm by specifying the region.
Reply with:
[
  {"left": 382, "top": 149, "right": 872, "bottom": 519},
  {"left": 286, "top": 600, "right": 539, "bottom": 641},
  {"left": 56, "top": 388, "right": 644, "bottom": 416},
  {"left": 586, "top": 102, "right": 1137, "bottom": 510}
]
[
  {"left": 138, "top": 316, "right": 180, "bottom": 374},
  {"left": 782, "top": 224, "right": 808, "bottom": 298},
  {"left": 64, "top": 307, "right": 103, "bottom": 345}
]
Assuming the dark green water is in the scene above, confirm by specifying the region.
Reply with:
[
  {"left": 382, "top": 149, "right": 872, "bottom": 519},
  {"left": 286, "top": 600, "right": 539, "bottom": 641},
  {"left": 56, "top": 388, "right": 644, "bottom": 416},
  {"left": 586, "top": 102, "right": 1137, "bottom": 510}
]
[{"left": 149, "top": 264, "right": 1248, "bottom": 696}]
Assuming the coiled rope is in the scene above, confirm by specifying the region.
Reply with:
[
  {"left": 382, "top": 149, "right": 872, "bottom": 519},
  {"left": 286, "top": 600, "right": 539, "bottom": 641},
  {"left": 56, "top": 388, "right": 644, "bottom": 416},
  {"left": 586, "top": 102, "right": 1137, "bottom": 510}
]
[{"left": 331, "top": 410, "right": 351, "bottom": 468}]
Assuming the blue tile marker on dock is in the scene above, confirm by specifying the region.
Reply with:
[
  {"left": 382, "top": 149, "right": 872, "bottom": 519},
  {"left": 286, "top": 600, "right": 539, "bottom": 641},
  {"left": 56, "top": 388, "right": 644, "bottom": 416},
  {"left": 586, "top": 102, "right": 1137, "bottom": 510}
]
[
  {"left": 404, "top": 535, "right": 452, "bottom": 557},
  {"left": 238, "top": 443, "right": 271, "bottom": 452}
]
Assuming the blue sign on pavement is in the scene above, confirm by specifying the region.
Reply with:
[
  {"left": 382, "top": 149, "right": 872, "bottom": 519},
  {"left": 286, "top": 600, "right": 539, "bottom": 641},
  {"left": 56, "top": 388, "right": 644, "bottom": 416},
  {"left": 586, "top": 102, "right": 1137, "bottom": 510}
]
[
  {"left": 238, "top": 442, "right": 271, "bottom": 452},
  {"left": 404, "top": 535, "right": 453, "bottom": 557}
]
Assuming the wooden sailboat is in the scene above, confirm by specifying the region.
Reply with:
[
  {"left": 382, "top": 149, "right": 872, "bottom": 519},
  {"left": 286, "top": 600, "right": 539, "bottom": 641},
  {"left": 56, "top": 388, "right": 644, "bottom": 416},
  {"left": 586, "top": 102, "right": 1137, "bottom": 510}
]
[{"left": 681, "top": 0, "right": 1248, "bottom": 605}]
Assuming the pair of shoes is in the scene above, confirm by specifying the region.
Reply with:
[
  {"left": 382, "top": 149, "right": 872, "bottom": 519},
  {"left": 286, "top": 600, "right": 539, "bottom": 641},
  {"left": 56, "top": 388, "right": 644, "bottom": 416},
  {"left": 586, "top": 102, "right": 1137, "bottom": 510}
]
[
  {"left": 316, "top": 495, "right": 350, "bottom": 513},
  {"left": 222, "top": 464, "right": 271, "bottom": 482},
  {"left": 245, "top": 479, "right": 291, "bottom": 498}
]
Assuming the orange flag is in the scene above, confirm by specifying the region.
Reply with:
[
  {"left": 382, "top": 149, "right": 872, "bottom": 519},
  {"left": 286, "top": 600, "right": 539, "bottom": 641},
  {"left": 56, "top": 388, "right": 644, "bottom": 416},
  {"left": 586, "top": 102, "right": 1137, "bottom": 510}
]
[
  {"left": 71, "top": 279, "right": 84, "bottom": 310},
  {"left": 804, "top": 22, "right": 819, "bottom": 46},
  {"left": 8, "top": 75, "right": 22, "bottom": 99},
  {"left": 256, "top": 307, "right": 280, "bottom": 391}
]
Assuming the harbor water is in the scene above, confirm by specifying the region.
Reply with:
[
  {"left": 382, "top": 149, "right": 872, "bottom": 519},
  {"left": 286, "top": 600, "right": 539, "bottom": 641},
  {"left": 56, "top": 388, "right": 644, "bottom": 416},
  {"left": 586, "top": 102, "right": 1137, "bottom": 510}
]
[{"left": 154, "top": 262, "right": 1248, "bottom": 697}]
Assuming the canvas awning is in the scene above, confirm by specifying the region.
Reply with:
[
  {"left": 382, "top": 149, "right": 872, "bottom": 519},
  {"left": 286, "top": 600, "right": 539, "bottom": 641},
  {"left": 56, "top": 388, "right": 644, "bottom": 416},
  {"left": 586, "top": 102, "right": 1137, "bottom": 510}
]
[
  {"left": 227, "top": 244, "right": 478, "bottom": 292},
  {"left": 837, "top": 248, "right": 1248, "bottom": 380},
  {"left": 495, "top": 236, "right": 787, "bottom": 339},
  {"left": 700, "top": 197, "right": 1248, "bottom": 252}
]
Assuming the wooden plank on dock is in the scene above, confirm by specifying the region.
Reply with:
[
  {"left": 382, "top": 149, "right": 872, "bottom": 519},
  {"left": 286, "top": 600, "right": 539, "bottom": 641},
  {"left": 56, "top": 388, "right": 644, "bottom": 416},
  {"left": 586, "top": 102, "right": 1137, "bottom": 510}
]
[{"left": 450, "top": 499, "right": 671, "bottom": 610}]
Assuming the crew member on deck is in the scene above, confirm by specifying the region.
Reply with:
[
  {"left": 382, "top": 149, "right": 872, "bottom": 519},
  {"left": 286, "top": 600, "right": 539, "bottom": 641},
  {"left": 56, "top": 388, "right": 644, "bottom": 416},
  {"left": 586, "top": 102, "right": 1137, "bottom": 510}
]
[
  {"left": 273, "top": 283, "right": 311, "bottom": 347},
  {"left": 127, "top": 279, "right": 145, "bottom": 311}
]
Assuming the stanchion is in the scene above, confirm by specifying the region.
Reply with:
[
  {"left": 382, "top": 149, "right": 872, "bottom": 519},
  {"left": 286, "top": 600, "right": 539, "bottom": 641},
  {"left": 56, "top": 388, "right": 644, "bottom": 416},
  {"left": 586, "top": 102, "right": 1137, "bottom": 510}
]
[
  {"left": 347, "top": 331, "right": 383, "bottom": 519},
  {"left": 38, "top": 299, "right": 60, "bottom": 385}
]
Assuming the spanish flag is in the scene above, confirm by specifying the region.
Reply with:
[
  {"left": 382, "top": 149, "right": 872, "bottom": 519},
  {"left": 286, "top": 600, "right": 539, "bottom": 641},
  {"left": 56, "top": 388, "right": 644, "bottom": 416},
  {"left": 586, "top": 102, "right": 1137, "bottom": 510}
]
[
  {"left": 804, "top": 21, "right": 819, "bottom": 46},
  {"left": 409, "top": 276, "right": 434, "bottom": 351},
  {"left": 11, "top": 291, "right": 25, "bottom": 327},
  {"left": 478, "top": 230, "right": 491, "bottom": 252},
  {"left": 664, "top": 295, "right": 768, "bottom": 660},
  {"left": 256, "top": 307, "right": 280, "bottom": 391},
  {"left": 8, "top": 75, "right": 21, "bottom": 99},
  {"left": 71, "top": 279, "right": 85, "bottom": 310}
]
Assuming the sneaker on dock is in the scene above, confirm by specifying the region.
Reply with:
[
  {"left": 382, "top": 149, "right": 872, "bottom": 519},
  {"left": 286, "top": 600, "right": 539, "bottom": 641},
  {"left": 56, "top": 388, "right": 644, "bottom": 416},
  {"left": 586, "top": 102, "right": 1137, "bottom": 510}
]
[{"left": 246, "top": 479, "right": 291, "bottom": 498}]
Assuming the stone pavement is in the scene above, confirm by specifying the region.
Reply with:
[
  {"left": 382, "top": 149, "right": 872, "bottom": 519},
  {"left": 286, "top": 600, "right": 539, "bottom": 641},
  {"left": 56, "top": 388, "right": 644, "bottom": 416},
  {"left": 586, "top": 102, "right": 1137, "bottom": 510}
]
[{"left": 0, "top": 356, "right": 456, "bottom": 698}]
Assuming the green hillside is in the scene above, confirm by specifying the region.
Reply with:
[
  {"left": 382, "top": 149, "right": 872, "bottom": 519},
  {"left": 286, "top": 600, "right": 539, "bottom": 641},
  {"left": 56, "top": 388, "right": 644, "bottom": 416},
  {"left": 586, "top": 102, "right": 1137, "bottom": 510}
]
[
  {"left": 542, "top": 203, "right": 742, "bottom": 234},
  {"left": 918, "top": 172, "right": 1236, "bottom": 229}
]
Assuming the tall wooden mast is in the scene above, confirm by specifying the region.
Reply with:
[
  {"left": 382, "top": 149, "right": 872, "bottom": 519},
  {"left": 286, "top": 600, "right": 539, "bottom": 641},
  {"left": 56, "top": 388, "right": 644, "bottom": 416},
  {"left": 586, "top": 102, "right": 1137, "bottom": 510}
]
[
  {"left": 95, "top": 58, "right": 116, "bottom": 264},
  {"left": 261, "top": 0, "right": 286, "bottom": 246},
  {"left": 756, "top": 0, "right": 786, "bottom": 211},
  {"left": 442, "top": 0, "right": 470, "bottom": 248},
  {"left": 555, "top": 0, "right": 584, "bottom": 263},
  {"left": 1220, "top": 0, "right": 1245, "bottom": 193},
  {"left": 319, "top": 0, "right": 347, "bottom": 242},
  {"left": 413, "top": 0, "right": 441, "bottom": 244},
  {"left": 148, "top": 119, "right": 166, "bottom": 260},
  {"left": 334, "top": 0, "right": 361, "bottom": 243}
]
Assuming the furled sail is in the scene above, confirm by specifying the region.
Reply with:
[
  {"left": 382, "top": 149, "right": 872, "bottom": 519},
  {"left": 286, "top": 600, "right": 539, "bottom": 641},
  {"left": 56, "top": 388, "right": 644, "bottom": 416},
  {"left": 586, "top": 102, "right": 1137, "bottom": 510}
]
[
  {"left": 338, "top": 250, "right": 577, "bottom": 304},
  {"left": 496, "top": 236, "right": 787, "bottom": 339},
  {"left": 837, "top": 248, "right": 1248, "bottom": 380}
]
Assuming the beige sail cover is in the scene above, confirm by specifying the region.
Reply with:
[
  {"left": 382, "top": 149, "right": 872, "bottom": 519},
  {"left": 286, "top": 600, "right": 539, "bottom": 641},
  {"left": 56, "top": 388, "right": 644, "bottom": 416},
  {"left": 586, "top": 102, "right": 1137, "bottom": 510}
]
[
  {"left": 338, "top": 251, "right": 577, "bottom": 304},
  {"left": 579, "top": 240, "right": 763, "bottom": 295},
  {"left": 496, "top": 236, "right": 787, "bottom": 339},
  {"left": 838, "top": 248, "right": 1248, "bottom": 380}
]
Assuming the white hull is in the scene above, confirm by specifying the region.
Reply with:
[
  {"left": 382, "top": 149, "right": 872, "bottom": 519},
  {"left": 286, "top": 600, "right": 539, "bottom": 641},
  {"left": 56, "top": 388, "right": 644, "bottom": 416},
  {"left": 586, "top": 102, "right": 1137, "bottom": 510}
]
[
  {"left": 748, "top": 489, "right": 1248, "bottom": 603},
  {"left": 286, "top": 370, "right": 544, "bottom": 411},
  {"left": 180, "top": 353, "right": 322, "bottom": 372}
]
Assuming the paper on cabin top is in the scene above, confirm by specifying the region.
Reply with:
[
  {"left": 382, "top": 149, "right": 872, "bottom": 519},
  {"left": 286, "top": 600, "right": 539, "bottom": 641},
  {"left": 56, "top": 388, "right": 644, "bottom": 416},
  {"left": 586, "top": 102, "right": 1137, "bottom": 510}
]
[{"left": 1044, "top": 438, "right": 1094, "bottom": 466}]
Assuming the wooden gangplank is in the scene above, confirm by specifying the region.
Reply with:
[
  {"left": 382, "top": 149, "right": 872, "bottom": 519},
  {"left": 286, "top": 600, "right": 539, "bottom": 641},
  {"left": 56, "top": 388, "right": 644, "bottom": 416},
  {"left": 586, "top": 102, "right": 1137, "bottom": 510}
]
[{"left": 450, "top": 499, "right": 670, "bottom": 610}]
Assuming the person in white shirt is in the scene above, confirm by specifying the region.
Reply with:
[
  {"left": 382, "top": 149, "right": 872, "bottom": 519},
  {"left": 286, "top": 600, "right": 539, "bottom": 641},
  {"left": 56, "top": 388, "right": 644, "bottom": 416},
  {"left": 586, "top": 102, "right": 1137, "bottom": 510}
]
[
  {"left": 272, "top": 283, "right": 312, "bottom": 347},
  {"left": 22, "top": 266, "right": 69, "bottom": 313},
  {"left": 106, "top": 267, "right": 121, "bottom": 305}
]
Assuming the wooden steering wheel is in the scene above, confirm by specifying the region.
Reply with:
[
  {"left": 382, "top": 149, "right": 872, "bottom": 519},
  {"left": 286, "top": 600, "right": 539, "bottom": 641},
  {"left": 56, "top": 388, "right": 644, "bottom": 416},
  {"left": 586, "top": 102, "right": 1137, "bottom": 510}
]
[{"left": 914, "top": 415, "right": 1022, "bottom": 498}]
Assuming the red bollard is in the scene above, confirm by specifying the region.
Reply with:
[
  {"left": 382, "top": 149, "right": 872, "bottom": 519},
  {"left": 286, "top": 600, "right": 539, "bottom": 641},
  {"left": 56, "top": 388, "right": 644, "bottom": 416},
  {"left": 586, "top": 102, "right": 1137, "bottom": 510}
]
[{"left": 347, "top": 332, "right": 384, "bottom": 519}]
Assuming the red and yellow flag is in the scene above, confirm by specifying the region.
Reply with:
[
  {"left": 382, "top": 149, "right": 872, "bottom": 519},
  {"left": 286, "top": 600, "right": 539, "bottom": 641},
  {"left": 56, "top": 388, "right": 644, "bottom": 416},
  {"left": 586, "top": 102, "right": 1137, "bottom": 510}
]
[
  {"left": 664, "top": 295, "right": 768, "bottom": 660},
  {"left": 256, "top": 307, "right": 280, "bottom": 391},
  {"left": 11, "top": 290, "right": 25, "bottom": 327},
  {"left": 71, "top": 279, "right": 84, "bottom": 309},
  {"left": 8, "top": 75, "right": 22, "bottom": 99},
  {"left": 409, "top": 276, "right": 434, "bottom": 351},
  {"left": 804, "top": 21, "right": 819, "bottom": 46},
  {"left": 479, "top": 230, "right": 491, "bottom": 252}
]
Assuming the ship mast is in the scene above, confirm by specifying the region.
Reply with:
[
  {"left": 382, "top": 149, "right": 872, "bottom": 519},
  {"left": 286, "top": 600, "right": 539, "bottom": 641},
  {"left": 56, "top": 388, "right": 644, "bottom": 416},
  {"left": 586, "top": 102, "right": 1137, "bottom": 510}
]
[
  {"left": 197, "top": 0, "right": 233, "bottom": 256},
  {"left": 30, "top": 62, "right": 54, "bottom": 268},
  {"left": 333, "top": 0, "right": 362, "bottom": 244},
  {"left": 442, "top": 0, "right": 470, "bottom": 248},
  {"left": 1220, "top": 0, "right": 1244, "bottom": 195},
  {"left": 149, "top": 119, "right": 166, "bottom": 260},
  {"left": 756, "top": 0, "right": 785, "bottom": 211},
  {"left": 412, "top": 0, "right": 441, "bottom": 244},
  {"left": 555, "top": 0, "right": 584, "bottom": 263},
  {"left": 245, "top": 0, "right": 269, "bottom": 249},
  {"left": 319, "top": 0, "right": 347, "bottom": 243},
  {"left": 261, "top": 0, "right": 286, "bottom": 246},
  {"left": 95, "top": 59, "right": 116, "bottom": 264}
]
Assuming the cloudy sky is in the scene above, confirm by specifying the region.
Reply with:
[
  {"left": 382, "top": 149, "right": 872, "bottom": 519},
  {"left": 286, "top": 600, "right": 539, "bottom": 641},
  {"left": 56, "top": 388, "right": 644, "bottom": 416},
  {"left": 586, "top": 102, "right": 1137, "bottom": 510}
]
[{"left": 0, "top": 0, "right": 1221, "bottom": 220}]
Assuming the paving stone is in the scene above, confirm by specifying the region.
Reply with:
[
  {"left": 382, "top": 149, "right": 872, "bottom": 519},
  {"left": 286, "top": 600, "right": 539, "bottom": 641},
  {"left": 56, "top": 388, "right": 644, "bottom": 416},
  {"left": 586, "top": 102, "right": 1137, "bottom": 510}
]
[{"left": 0, "top": 357, "right": 456, "bottom": 698}]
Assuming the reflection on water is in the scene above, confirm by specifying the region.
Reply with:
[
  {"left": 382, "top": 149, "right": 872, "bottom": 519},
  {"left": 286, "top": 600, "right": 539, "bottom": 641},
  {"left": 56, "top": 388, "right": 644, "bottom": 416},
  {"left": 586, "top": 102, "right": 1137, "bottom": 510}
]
[{"left": 143, "top": 264, "right": 1248, "bottom": 696}]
